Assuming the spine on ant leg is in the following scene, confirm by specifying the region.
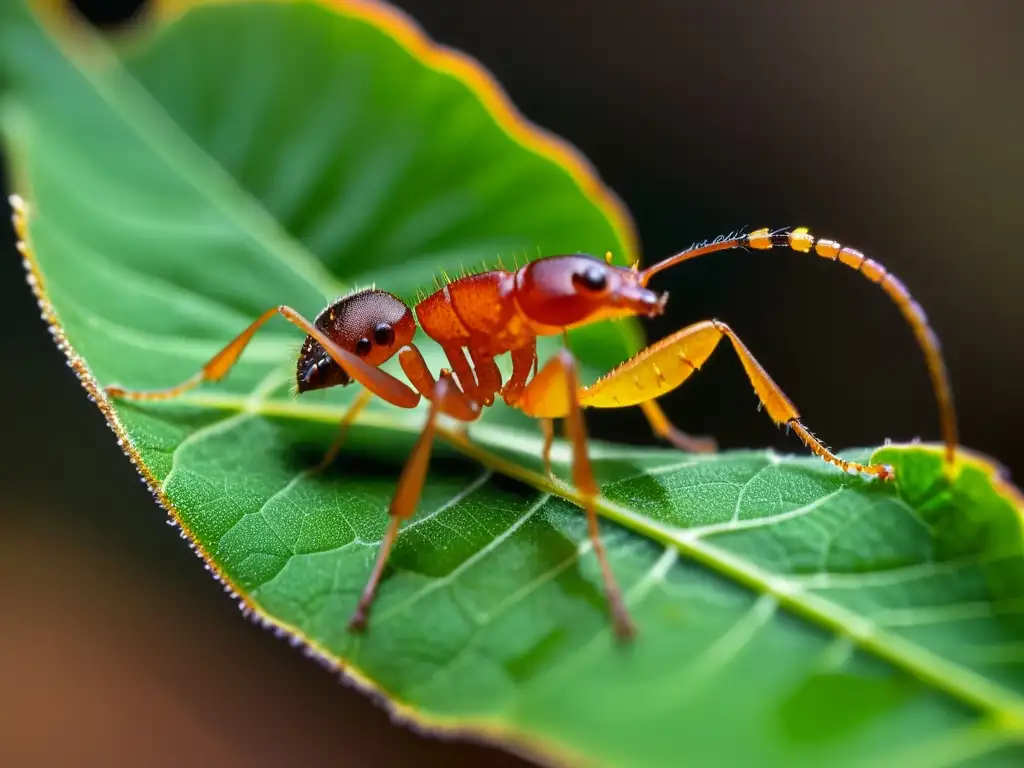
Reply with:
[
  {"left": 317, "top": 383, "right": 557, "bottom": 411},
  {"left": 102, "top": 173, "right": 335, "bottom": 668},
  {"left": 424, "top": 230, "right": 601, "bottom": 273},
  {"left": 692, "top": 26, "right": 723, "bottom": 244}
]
[{"left": 747, "top": 227, "right": 958, "bottom": 464}]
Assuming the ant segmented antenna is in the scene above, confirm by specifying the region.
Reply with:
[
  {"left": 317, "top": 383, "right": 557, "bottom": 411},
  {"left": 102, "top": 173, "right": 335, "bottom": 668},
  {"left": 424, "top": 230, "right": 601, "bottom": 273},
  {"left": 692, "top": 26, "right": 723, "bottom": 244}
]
[{"left": 639, "top": 226, "right": 958, "bottom": 465}]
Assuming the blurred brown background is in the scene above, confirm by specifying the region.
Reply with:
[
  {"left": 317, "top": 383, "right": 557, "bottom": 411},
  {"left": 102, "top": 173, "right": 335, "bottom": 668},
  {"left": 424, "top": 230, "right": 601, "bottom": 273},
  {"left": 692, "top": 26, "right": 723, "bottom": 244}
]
[{"left": 2, "top": 1, "right": 1021, "bottom": 765}]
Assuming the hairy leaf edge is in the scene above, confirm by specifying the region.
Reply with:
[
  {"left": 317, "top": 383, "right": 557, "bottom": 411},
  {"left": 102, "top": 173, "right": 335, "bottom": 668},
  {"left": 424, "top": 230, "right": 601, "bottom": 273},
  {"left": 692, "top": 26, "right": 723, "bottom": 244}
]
[{"left": 11, "top": 191, "right": 1024, "bottom": 759}]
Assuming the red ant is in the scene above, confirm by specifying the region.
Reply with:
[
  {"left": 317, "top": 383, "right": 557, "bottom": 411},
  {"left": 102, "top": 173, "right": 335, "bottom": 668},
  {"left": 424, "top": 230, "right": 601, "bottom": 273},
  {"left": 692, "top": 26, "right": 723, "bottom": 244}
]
[{"left": 106, "top": 227, "right": 957, "bottom": 640}]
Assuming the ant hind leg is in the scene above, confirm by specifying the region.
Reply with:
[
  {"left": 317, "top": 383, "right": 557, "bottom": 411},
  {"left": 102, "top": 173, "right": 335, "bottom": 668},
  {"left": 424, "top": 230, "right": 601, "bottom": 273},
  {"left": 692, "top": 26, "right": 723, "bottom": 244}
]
[
  {"left": 519, "top": 349, "right": 636, "bottom": 641},
  {"left": 580, "top": 319, "right": 894, "bottom": 480},
  {"left": 640, "top": 400, "right": 717, "bottom": 453},
  {"left": 539, "top": 418, "right": 555, "bottom": 477}
]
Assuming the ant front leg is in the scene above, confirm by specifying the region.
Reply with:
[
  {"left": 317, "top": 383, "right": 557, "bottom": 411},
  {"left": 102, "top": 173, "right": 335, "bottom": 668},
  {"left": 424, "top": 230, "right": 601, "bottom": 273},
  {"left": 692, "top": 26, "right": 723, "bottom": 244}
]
[
  {"left": 518, "top": 349, "right": 636, "bottom": 641},
  {"left": 580, "top": 320, "right": 895, "bottom": 480}
]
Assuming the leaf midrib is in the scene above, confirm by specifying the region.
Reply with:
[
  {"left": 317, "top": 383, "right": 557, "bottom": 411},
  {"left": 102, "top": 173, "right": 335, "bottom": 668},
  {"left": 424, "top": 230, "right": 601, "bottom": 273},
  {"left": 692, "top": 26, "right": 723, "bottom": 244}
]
[{"left": 152, "top": 387, "right": 1024, "bottom": 732}]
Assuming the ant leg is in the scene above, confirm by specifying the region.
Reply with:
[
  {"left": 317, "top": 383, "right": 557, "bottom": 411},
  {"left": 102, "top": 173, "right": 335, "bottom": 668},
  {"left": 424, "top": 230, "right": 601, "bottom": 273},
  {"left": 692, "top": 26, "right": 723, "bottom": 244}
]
[
  {"left": 105, "top": 306, "right": 420, "bottom": 409},
  {"left": 105, "top": 306, "right": 287, "bottom": 401},
  {"left": 580, "top": 320, "right": 894, "bottom": 480},
  {"left": 519, "top": 350, "right": 636, "bottom": 640},
  {"left": 539, "top": 418, "right": 555, "bottom": 477},
  {"left": 502, "top": 342, "right": 537, "bottom": 406},
  {"left": 442, "top": 345, "right": 480, "bottom": 402},
  {"left": 469, "top": 348, "right": 502, "bottom": 406},
  {"left": 398, "top": 344, "right": 481, "bottom": 422},
  {"left": 311, "top": 389, "right": 374, "bottom": 474},
  {"left": 348, "top": 374, "right": 475, "bottom": 632},
  {"left": 639, "top": 400, "right": 717, "bottom": 453}
]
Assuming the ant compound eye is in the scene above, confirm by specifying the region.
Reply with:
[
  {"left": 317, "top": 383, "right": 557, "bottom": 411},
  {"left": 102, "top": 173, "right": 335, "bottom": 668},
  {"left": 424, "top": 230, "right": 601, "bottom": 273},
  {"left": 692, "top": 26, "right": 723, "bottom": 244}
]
[
  {"left": 373, "top": 322, "right": 395, "bottom": 347},
  {"left": 572, "top": 264, "right": 608, "bottom": 293},
  {"left": 355, "top": 337, "right": 372, "bottom": 356}
]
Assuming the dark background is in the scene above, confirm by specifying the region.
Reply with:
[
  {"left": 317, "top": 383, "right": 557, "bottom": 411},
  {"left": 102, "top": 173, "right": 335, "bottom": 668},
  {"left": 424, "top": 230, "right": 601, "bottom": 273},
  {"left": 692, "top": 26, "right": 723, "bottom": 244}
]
[{"left": 2, "top": 1, "right": 1021, "bottom": 765}]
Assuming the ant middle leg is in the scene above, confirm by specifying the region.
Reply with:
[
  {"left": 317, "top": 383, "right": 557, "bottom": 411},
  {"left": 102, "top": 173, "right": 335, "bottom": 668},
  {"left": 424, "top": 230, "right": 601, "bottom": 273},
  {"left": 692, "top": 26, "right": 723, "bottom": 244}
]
[
  {"left": 311, "top": 388, "right": 375, "bottom": 474},
  {"left": 580, "top": 320, "right": 894, "bottom": 480}
]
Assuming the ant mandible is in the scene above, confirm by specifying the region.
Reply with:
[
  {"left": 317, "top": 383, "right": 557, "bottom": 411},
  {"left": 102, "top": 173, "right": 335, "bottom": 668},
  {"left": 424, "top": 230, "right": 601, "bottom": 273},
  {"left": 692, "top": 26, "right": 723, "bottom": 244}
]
[{"left": 106, "top": 227, "right": 958, "bottom": 640}]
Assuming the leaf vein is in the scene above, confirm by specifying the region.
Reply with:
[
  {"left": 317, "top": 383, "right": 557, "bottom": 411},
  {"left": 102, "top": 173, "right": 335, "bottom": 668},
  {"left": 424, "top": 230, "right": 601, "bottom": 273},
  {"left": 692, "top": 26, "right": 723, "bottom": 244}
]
[
  {"left": 682, "top": 486, "right": 847, "bottom": 540},
  {"left": 371, "top": 494, "right": 552, "bottom": 626}
]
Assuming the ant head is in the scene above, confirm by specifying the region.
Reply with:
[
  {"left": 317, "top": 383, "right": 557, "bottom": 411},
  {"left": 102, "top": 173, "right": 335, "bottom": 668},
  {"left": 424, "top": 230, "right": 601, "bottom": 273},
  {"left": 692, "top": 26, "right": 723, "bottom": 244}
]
[
  {"left": 296, "top": 289, "right": 416, "bottom": 393},
  {"left": 513, "top": 254, "right": 667, "bottom": 330}
]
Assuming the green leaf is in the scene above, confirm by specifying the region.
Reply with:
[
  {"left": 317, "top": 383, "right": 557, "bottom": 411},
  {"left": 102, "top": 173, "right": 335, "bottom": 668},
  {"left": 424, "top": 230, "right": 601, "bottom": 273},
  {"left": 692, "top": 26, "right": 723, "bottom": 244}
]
[{"left": 4, "top": 2, "right": 1024, "bottom": 767}]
